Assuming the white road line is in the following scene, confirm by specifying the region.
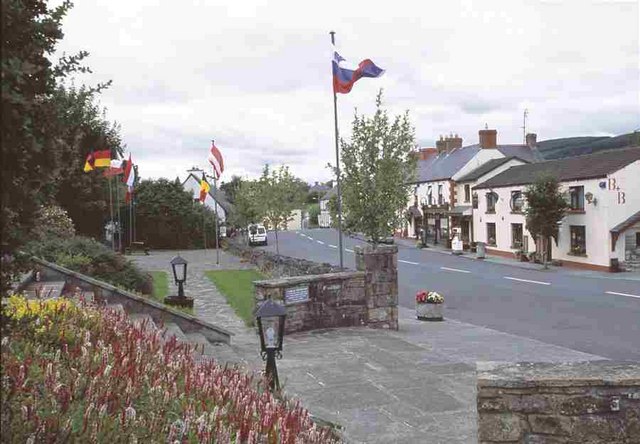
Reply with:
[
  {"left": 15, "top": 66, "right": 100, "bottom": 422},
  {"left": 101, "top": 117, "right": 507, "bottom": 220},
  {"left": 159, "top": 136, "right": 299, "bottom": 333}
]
[
  {"left": 605, "top": 291, "right": 640, "bottom": 299},
  {"left": 399, "top": 260, "right": 419, "bottom": 265},
  {"left": 504, "top": 276, "right": 551, "bottom": 286},
  {"left": 316, "top": 240, "right": 325, "bottom": 245},
  {"left": 440, "top": 266, "right": 471, "bottom": 273},
  {"left": 329, "top": 244, "right": 338, "bottom": 249},
  {"left": 345, "top": 248, "right": 354, "bottom": 253}
]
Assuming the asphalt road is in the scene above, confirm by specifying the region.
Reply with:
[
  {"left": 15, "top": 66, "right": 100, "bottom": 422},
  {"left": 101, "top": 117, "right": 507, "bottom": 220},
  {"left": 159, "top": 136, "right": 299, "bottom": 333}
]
[{"left": 257, "top": 228, "right": 640, "bottom": 361}]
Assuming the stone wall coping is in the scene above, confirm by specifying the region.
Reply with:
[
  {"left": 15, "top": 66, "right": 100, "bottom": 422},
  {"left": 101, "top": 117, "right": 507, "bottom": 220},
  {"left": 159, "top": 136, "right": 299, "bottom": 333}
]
[
  {"left": 477, "top": 361, "right": 640, "bottom": 388},
  {"left": 31, "top": 257, "right": 234, "bottom": 340},
  {"left": 253, "top": 271, "right": 366, "bottom": 288},
  {"left": 354, "top": 244, "right": 398, "bottom": 254}
]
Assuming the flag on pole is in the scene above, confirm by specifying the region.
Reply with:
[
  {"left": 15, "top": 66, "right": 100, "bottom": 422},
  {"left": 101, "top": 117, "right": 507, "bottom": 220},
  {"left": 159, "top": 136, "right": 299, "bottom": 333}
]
[
  {"left": 83, "top": 150, "right": 111, "bottom": 172},
  {"left": 103, "top": 159, "right": 124, "bottom": 177},
  {"left": 199, "top": 174, "right": 211, "bottom": 203},
  {"left": 207, "top": 141, "right": 224, "bottom": 179},
  {"left": 332, "top": 46, "right": 385, "bottom": 94},
  {"left": 124, "top": 155, "right": 136, "bottom": 203}
]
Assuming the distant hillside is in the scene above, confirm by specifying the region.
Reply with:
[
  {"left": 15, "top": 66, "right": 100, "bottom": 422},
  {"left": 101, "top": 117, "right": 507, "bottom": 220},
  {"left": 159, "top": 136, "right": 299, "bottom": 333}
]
[{"left": 538, "top": 133, "right": 639, "bottom": 160}]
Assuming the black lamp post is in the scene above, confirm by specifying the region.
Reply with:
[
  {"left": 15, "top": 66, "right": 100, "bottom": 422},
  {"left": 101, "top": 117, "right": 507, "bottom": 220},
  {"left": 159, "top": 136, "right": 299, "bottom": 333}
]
[
  {"left": 165, "top": 255, "right": 193, "bottom": 308},
  {"left": 255, "top": 298, "right": 286, "bottom": 392}
]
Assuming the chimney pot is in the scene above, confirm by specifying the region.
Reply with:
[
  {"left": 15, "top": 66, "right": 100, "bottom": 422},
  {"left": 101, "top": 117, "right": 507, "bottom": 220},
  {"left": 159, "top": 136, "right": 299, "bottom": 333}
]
[{"left": 526, "top": 133, "right": 537, "bottom": 148}]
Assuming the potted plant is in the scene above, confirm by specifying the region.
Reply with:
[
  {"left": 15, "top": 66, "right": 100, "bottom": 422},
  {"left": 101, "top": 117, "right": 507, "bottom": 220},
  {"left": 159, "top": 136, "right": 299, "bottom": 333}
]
[{"left": 415, "top": 290, "right": 444, "bottom": 321}]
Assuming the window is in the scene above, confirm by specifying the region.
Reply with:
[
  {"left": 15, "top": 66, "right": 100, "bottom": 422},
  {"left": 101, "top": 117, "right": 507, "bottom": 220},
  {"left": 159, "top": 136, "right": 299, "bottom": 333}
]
[
  {"left": 510, "top": 191, "right": 524, "bottom": 213},
  {"left": 427, "top": 186, "right": 433, "bottom": 205},
  {"left": 472, "top": 192, "right": 478, "bottom": 209},
  {"left": 437, "top": 184, "right": 444, "bottom": 205},
  {"left": 569, "top": 186, "right": 585, "bottom": 211},
  {"left": 511, "top": 223, "right": 523, "bottom": 249},
  {"left": 486, "top": 192, "right": 498, "bottom": 213},
  {"left": 486, "top": 223, "right": 496, "bottom": 246},
  {"left": 570, "top": 225, "right": 586, "bottom": 255},
  {"left": 464, "top": 184, "right": 471, "bottom": 203}
]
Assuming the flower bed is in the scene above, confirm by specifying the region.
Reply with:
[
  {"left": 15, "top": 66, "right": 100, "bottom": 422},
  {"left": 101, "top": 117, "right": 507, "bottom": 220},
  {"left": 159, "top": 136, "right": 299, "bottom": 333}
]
[{"left": 0, "top": 296, "right": 337, "bottom": 443}]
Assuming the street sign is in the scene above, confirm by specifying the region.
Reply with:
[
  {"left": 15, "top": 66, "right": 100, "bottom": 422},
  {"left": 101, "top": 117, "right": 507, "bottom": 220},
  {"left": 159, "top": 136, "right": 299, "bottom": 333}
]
[{"left": 284, "top": 285, "right": 309, "bottom": 305}]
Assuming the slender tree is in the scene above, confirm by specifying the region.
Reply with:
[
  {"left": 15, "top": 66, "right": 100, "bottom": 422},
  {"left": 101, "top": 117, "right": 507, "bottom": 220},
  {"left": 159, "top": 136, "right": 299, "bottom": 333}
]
[
  {"left": 334, "top": 90, "right": 417, "bottom": 245},
  {"left": 257, "top": 165, "right": 306, "bottom": 254},
  {"left": 523, "top": 175, "right": 568, "bottom": 269}
]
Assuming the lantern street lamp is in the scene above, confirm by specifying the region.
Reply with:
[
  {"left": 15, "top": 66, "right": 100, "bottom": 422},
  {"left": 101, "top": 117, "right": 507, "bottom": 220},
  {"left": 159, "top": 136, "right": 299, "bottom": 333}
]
[
  {"left": 165, "top": 255, "right": 194, "bottom": 308},
  {"left": 255, "top": 298, "right": 286, "bottom": 392}
]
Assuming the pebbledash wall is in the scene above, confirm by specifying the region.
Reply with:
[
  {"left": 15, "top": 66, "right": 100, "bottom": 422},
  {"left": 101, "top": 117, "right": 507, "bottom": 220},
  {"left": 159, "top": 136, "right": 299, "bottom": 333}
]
[
  {"left": 254, "top": 245, "right": 398, "bottom": 334},
  {"left": 477, "top": 361, "right": 640, "bottom": 443},
  {"left": 473, "top": 159, "right": 640, "bottom": 271}
]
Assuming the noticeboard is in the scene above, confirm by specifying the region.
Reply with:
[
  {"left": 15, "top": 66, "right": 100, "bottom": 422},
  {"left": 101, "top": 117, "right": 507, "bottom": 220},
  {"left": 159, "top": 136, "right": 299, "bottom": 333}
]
[{"left": 284, "top": 285, "right": 309, "bottom": 305}]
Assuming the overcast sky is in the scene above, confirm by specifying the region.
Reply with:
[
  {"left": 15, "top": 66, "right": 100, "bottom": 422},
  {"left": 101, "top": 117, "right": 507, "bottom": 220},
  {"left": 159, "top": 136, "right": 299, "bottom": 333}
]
[{"left": 56, "top": 0, "right": 639, "bottom": 185}]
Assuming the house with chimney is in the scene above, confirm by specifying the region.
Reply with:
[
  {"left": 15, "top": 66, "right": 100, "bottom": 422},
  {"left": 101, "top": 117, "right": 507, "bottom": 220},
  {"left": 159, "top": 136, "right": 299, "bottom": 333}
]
[
  {"left": 182, "top": 173, "right": 233, "bottom": 231},
  {"left": 405, "top": 127, "right": 542, "bottom": 246},
  {"left": 472, "top": 147, "right": 640, "bottom": 271}
]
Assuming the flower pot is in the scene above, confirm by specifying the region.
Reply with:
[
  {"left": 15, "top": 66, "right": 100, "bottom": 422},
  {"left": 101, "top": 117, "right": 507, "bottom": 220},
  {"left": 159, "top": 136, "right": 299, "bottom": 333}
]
[{"left": 416, "top": 302, "right": 443, "bottom": 321}]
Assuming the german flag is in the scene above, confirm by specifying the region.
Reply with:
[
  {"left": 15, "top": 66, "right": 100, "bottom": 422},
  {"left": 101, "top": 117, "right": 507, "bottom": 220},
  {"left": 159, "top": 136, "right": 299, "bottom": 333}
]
[
  {"left": 199, "top": 174, "right": 210, "bottom": 203},
  {"left": 83, "top": 150, "right": 111, "bottom": 172}
]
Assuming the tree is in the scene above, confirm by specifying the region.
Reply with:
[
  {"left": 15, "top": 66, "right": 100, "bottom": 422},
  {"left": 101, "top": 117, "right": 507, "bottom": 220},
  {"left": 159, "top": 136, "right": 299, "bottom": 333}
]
[
  {"left": 219, "top": 175, "right": 243, "bottom": 204},
  {"left": 229, "top": 180, "right": 261, "bottom": 229},
  {"left": 523, "top": 175, "right": 568, "bottom": 269},
  {"left": 257, "top": 165, "right": 306, "bottom": 254},
  {"left": 335, "top": 90, "right": 417, "bottom": 245},
  {"left": 134, "top": 179, "right": 218, "bottom": 249}
]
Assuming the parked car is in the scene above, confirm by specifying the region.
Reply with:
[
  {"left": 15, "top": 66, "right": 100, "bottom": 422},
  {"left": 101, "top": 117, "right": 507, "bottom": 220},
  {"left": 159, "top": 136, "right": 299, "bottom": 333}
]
[{"left": 248, "top": 224, "right": 268, "bottom": 246}]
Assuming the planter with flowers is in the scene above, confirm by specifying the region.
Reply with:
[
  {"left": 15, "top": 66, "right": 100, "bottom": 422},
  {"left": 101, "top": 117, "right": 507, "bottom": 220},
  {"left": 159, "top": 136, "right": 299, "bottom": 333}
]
[{"left": 415, "top": 290, "right": 444, "bottom": 321}]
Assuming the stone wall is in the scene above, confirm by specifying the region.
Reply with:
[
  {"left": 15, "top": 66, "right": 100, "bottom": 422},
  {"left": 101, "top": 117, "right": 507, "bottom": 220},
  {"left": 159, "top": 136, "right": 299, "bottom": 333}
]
[
  {"left": 477, "top": 361, "right": 640, "bottom": 443},
  {"left": 225, "top": 238, "right": 343, "bottom": 277},
  {"left": 254, "top": 244, "right": 398, "bottom": 333}
]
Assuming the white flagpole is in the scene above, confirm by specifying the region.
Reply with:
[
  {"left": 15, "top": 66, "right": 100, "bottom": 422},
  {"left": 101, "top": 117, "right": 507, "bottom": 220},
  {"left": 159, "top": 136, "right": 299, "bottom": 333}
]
[
  {"left": 213, "top": 169, "right": 220, "bottom": 266},
  {"left": 330, "top": 31, "right": 344, "bottom": 269}
]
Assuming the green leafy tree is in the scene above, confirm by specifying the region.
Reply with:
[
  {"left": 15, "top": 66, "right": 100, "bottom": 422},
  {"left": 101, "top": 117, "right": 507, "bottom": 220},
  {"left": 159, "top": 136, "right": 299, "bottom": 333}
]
[
  {"left": 334, "top": 91, "right": 417, "bottom": 244},
  {"left": 257, "top": 165, "right": 306, "bottom": 254},
  {"left": 523, "top": 175, "right": 568, "bottom": 268},
  {"left": 29, "top": 205, "right": 76, "bottom": 241},
  {"left": 134, "top": 179, "right": 218, "bottom": 249},
  {"left": 307, "top": 203, "right": 320, "bottom": 227},
  {"left": 229, "top": 180, "right": 261, "bottom": 229},
  {"left": 219, "top": 175, "right": 243, "bottom": 204}
]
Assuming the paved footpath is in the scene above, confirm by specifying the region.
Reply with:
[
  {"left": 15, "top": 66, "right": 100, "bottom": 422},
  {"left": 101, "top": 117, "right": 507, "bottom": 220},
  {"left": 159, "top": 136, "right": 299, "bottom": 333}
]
[{"left": 133, "top": 249, "right": 603, "bottom": 443}]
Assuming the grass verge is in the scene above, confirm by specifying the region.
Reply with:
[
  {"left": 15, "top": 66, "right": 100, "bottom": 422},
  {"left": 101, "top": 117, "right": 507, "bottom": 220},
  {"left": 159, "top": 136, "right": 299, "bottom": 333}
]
[
  {"left": 150, "top": 271, "right": 169, "bottom": 302},
  {"left": 205, "top": 269, "right": 265, "bottom": 325}
]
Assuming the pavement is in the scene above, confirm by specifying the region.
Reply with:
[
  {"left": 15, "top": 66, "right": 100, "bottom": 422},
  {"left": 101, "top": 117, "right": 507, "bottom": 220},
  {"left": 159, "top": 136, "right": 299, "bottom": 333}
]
[
  {"left": 133, "top": 249, "right": 604, "bottom": 444},
  {"left": 255, "top": 228, "right": 640, "bottom": 361}
]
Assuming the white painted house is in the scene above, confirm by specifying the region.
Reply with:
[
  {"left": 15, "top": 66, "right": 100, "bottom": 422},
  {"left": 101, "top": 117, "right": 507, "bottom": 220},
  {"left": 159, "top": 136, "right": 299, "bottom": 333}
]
[
  {"left": 406, "top": 129, "right": 542, "bottom": 245},
  {"left": 182, "top": 173, "right": 232, "bottom": 227},
  {"left": 318, "top": 187, "right": 336, "bottom": 228},
  {"left": 473, "top": 147, "right": 640, "bottom": 271}
]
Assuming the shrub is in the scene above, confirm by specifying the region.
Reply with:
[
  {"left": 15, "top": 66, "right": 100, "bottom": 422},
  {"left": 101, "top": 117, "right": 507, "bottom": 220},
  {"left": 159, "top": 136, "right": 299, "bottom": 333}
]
[
  {"left": 26, "top": 236, "right": 152, "bottom": 294},
  {"left": 29, "top": 205, "right": 76, "bottom": 241},
  {"left": 1, "top": 296, "right": 337, "bottom": 443}
]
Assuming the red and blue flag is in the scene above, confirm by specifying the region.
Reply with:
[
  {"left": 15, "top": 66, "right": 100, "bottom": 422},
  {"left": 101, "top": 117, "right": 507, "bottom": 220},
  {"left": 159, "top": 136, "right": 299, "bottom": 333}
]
[{"left": 332, "top": 46, "right": 385, "bottom": 94}]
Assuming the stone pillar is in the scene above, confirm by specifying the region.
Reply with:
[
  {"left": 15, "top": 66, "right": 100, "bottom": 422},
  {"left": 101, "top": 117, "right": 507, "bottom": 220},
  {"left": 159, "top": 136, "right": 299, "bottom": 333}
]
[{"left": 355, "top": 244, "right": 399, "bottom": 330}]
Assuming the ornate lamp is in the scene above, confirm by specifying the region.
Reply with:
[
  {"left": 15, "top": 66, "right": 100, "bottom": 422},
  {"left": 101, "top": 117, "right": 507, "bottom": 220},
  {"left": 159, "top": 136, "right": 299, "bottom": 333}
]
[
  {"left": 165, "top": 255, "right": 193, "bottom": 308},
  {"left": 255, "top": 298, "right": 286, "bottom": 392}
]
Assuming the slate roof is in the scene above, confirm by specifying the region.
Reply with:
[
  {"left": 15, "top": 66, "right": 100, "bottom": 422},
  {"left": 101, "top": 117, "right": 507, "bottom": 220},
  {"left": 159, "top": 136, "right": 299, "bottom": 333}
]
[
  {"left": 610, "top": 210, "right": 640, "bottom": 234},
  {"left": 183, "top": 173, "right": 233, "bottom": 214},
  {"left": 411, "top": 144, "right": 540, "bottom": 183},
  {"left": 474, "top": 147, "right": 640, "bottom": 190},
  {"left": 456, "top": 157, "right": 527, "bottom": 183}
]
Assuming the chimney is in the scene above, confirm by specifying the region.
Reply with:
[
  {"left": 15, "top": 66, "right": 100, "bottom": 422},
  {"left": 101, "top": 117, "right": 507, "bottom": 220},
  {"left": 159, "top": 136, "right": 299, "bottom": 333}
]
[
  {"left": 526, "top": 133, "right": 537, "bottom": 148},
  {"left": 447, "top": 133, "right": 463, "bottom": 150},
  {"left": 436, "top": 135, "right": 446, "bottom": 154},
  {"left": 479, "top": 126, "right": 497, "bottom": 149}
]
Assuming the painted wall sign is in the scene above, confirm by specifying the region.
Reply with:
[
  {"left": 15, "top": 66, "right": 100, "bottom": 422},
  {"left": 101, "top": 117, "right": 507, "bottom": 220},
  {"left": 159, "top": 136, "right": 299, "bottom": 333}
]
[{"left": 284, "top": 285, "right": 309, "bottom": 305}]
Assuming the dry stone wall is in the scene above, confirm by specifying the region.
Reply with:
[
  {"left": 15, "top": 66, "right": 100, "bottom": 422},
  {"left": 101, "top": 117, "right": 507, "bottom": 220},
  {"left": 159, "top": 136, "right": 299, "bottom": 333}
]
[{"left": 477, "top": 361, "right": 640, "bottom": 443}]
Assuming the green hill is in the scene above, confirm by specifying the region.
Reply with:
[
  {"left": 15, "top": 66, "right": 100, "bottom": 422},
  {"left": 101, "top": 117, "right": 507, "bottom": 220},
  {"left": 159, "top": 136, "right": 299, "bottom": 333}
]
[{"left": 538, "top": 133, "right": 639, "bottom": 160}]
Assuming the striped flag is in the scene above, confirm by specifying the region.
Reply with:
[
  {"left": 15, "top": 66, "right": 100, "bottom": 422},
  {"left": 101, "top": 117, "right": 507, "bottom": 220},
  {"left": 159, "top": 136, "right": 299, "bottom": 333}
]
[
  {"left": 207, "top": 140, "right": 224, "bottom": 179},
  {"left": 83, "top": 150, "right": 111, "bottom": 172},
  {"left": 123, "top": 154, "right": 136, "bottom": 203}
]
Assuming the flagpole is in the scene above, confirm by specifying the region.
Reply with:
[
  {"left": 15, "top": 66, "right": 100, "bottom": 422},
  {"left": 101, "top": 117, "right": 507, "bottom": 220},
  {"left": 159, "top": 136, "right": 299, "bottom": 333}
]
[
  {"left": 115, "top": 175, "right": 122, "bottom": 252},
  {"left": 108, "top": 176, "right": 115, "bottom": 251},
  {"left": 212, "top": 151, "right": 220, "bottom": 266},
  {"left": 202, "top": 172, "right": 207, "bottom": 252},
  {"left": 330, "top": 31, "right": 344, "bottom": 269}
]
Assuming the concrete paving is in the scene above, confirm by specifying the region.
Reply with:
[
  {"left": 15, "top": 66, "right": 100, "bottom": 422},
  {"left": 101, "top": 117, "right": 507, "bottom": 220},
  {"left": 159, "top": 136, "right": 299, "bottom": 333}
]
[{"left": 133, "top": 249, "right": 603, "bottom": 443}]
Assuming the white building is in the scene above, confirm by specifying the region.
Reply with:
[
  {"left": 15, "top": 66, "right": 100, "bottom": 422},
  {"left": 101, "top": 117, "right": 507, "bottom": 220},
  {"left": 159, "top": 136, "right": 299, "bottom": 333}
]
[
  {"left": 182, "top": 173, "right": 233, "bottom": 227},
  {"left": 318, "top": 187, "right": 336, "bottom": 228},
  {"left": 473, "top": 147, "right": 640, "bottom": 271},
  {"left": 406, "top": 129, "right": 541, "bottom": 245}
]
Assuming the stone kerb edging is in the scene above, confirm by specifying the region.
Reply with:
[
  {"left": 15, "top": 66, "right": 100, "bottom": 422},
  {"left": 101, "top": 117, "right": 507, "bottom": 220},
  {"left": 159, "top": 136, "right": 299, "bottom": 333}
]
[
  {"left": 476, "top": 361, "right": 640, "bottom": 443},
  {"left": 31, "top": 257, "right": 233, "bottom": 344}
]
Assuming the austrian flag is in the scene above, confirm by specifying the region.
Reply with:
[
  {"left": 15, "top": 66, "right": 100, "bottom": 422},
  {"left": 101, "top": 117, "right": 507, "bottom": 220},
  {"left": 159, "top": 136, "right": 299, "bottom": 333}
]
[
  {"left": 208, "top": 141, "right": 224, "bottom": 179},
  {"left": 332, "top": 46, "right": 385, "bottom": 94}
]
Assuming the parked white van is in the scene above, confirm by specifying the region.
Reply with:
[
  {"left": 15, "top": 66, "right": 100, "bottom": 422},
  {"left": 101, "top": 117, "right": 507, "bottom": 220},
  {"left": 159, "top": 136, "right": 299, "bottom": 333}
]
[{"left": 248, "top": 224, "right": 268, "bottom": 246}]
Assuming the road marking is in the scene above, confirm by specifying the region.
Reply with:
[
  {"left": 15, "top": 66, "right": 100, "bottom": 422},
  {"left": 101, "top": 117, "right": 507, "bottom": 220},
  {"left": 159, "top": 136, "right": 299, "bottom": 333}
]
[
  {"left": 504, "top": 276, "right": 551, "bottom": 286},
  {"left": 316, "top": 240, "right": 325, "bottom": 245},
  {"left": 345, "top": 248, "right": 354, "bottom": 253},
  {"left": 399, "top": 260, "right": 419, "bottom": 265},
  {"left": 606, "top": 291, "right": 640, "bottom": 299},
  {"left": 440, "top": 266, "right": 470, "bottom": 273},
  {"left": 329, "top": 244, "right": 337, "bottom": 249}
]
